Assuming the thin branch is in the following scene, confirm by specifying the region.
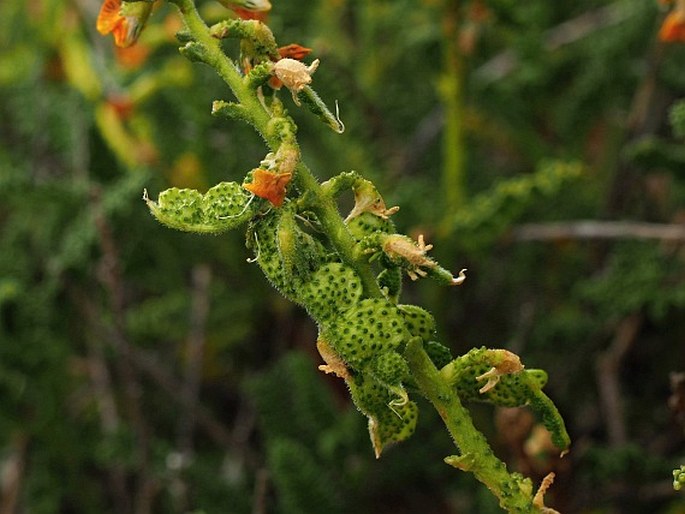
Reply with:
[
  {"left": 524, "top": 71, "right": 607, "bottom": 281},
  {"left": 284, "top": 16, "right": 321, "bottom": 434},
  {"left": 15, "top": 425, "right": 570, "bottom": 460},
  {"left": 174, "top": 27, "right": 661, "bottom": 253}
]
[
  {"left": 178, "top": 264, "right": 212, "bottom": 457},
  {"left": 72, "top": 283, "right": 254, "bottom": 459},
  {"left": 595, "top": 313, "right": 643, "bottom": 447},
  {"left": 251, "top": 468, "right": 270, "bottom": 514},
  {"left": 510, "top": 221, "right": 685, "bottom": 242},
  {"left": 90, "top": 187, "right": 155, "bottom": 514},
  {"left": 118, "top": 333, "right": 241, "bottom": 452},
  {"left": 474, "top": 0, "right": 636, "bottom": 85},
  {"left": 174, "top": 264, "right": 212, "bottom": 512},
  {"left": 0, "top": 435, "right": 28, "bottom": 514},
  {"left": 85, "top": 336, "right": 131, "bottom": 514}
]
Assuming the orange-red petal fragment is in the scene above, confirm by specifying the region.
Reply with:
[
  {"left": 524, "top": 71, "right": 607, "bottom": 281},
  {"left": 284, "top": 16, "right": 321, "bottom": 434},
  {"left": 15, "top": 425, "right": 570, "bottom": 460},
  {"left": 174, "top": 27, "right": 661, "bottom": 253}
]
[
  {"left": 243, "top": 169, "right": 292, "bottom": 207},
  {"left": 97, "top": 0, "right": 123, "bottom": 35},
  {"left": 659, "top": 10, "right": 685, "bottom": 42},
  {"left": 96, "top": 0, "right": 152, "bottom": 48},
  {"left": 278, "top": 44, "right": 313, "bottom": 60},
  {"left": 232, "top": 7, "right": 269, "bottom": 21}
]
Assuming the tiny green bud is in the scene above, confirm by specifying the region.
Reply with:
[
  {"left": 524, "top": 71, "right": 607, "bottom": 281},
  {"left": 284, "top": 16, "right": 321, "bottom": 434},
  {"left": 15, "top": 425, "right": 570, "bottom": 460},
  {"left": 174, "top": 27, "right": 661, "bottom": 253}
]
[
  {"left": 296, "top": 86, "right": 345, "bottom": 133},
  {"left": 179, "top": 41, "right": 209, "bottom": 64}
]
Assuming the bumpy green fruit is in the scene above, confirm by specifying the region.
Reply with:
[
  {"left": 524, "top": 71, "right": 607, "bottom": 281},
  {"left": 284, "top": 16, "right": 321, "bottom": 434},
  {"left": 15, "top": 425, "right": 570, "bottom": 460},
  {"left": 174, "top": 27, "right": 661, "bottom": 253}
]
[
  {"left": 399, "top": 304, "right": 436, "bottom": 341},
  {"left": 424, "top": 340, "right": 454, "bottom": 369},
  {"left": 277, "top": 210, "right": 324, "bottom": 283},
  {"left": 247, "top": 210, "right": 295, "bottom": 298},
  {"left": 371, "top": 351, "right": 410, "bottom": 386},
  {"left": 146, "top": 181, "right": 257, "bottom": 233},
  {"left": 326, "top": 298, "right": 410, "bottom": 368},
  {"left": 370, "top": 398, "right": 418, "bottom": 457},
  {"left": 377, "top": 267, "right": 402, "bottom": 302},
  {"left": 300, "top": 263, "right": 363, "bottom": 323},
  {"left": 346, "top": 211, "right": 395, "bottom": 242},
  {"left": 247, "top": 207, "right": 327, "bottom": 301},
  {"left": 528, "top": 390, "right": 571, "bottom": 450},
  {"left": 346, "top": 371, "right": 418, "bottom": 457},
  {"left": 443, "top": 347, "right": 570, "bottom": 450}
]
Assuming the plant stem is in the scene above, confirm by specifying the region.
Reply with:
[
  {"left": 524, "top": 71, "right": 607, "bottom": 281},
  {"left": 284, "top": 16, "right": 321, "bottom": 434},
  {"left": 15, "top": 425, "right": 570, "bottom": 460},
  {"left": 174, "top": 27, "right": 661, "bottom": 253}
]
[
  {"left": 168, "top": 4, "right": 555, "bottom": 512},
  {"left": 404, "top": 338, "right": 538, "bottom": 513},
  {"left": 169, "top": 0, "right": 382, "bottom": 298}
]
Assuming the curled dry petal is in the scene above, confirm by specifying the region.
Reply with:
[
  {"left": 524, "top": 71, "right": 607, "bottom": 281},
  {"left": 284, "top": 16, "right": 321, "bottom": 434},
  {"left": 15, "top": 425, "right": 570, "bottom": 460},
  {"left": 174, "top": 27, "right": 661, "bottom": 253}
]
[
  {"left": 278, "top": 43, "right": 313, "bottom": 60},
  {"left": 476, "top": 350, "right": 524, "bottom": 393},
  {"left": 243, "top": 168, "right": 292, "bottom": 207},
  {"left": 273, "top": 58, "right": 320, "bottom": 105},
  {"left": 659, "top": 0, "right": 685, "bottom": 42}
]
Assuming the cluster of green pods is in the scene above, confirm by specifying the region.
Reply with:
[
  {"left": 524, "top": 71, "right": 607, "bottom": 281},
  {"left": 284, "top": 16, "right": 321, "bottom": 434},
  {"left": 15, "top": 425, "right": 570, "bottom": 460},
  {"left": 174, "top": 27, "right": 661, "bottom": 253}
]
[{"left": 146, "top": 172, "right": 569, "bottom": 458}]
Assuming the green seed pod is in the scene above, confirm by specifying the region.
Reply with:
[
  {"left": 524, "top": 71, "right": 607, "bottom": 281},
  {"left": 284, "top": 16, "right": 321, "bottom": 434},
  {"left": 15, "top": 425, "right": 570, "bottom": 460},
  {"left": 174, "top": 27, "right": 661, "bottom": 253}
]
[
  {"left": 377, "top": 267, "right": 402, "bottom": 302},
  {"left": 175, "top": 29, "right": 194, "bottom": 43},
  {"left": 277, "top": 209, "right": 324, "bottom": 286},
  {"left": 398, "top": 304, "right": 436, "bottom": 341},
  {"left": 370, "top": 351, "right": 410, "bottom": 387},
  {"left": 443, "top": 347, "right": 524, "bottom": 403},
  {"left": 203, "top": 182, "right": 257, "bottom": 222},
  {"left": 442, "top": 347, "right": 569, "bottom": 451},
  {"left": 346, "top": 212, "right": 395, "bottom": 243},
  {"left": 211, "top": 100, "right": 252, "bottom": 125},
  {"left": 300, "top": 263, "right": 363, "bottom": 324},
  {"left": 424, "top": 340, "right": 453, "bottom": 369},
  {"left": 346, "top": 372, "right": 418, "bottom": 458},
  {"left": 246, "top": 61, "right": 274, "bottom": 89},
  {"left": 369, "top": 398, "right": 418, "bottom": 458},
  {"left": 179, "top": 41, "right": 209, "bottom": 64},
  {"left": 528, "top": 390, "right": 571, "bottom": 451},
  {"left": 146, "top": 181, "right": 257, "bottom": 233},
  {"left": 247, "top": 210, "right": 296, "bottom": 299},
  {"left": 327, "top": 298, "right": 410, "bottom": 368},
  {"left": 296, "top": 86, "right": 344, "bottom": 134},
  {"left": 247, "top": 208, "right": 325, "bottom": 301}
]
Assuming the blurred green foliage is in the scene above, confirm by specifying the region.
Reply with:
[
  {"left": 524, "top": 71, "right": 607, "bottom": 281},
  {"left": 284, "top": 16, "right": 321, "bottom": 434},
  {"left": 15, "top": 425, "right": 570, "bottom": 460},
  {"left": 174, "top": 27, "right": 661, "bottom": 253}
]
[{"left": 1, "top": 0, "right": 685, "bottom": 512}]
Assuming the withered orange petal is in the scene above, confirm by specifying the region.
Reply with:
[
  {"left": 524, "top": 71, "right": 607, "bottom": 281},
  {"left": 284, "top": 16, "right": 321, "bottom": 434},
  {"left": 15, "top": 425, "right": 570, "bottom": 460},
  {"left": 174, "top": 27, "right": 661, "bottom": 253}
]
[
  {"left": 112, "top": 22, "right": 134, "bottom": 47},
  {"left": 659, "top": 12, "right": 685, "bottom": 42},
  {"left": 244, "top": 169, "right": 292, "bottom": 207},
  {"left": 268, "top": 76, "right": 283, "bottom": 89},
  {"left": 278, "top": 44, "right": 313, "bottom": 60},
  {"left": 97, "top": 0, "right": 122, "bottom": 34},
  {"left": 232, "top": 7, "right": 268, "bottom": 21}
]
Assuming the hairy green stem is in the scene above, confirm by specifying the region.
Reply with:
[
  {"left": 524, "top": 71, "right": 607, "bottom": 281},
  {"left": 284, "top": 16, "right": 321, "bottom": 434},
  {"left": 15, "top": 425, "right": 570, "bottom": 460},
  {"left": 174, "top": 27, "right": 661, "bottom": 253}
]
[
  {"left": 405, "top": 338, "right": 538, "bottom": 513},
  {"left": 167, "top": 4, "right": 555, "bottom": 511},
  {"left": 169, "top": 0, "right": 382, "bottom": 298}
]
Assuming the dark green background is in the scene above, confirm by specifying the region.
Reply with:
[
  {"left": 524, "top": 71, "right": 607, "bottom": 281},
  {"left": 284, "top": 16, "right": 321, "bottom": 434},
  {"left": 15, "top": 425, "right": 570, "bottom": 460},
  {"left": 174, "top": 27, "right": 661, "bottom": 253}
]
[{"left": 1, "top": 0, "right": 684, "bottom": 512}]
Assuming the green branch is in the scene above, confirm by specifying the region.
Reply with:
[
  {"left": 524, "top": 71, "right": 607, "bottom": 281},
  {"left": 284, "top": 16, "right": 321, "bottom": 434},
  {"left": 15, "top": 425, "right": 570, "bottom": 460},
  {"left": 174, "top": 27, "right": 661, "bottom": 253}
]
[
  {"left": 405, "top": 338, "right": 539, "bottom": 513},
  {"left": 140, "top": 2, "right": 568, "bottom": 511},
  {"left": 169, "top": 0, "right": 382, "bottom": 298}
]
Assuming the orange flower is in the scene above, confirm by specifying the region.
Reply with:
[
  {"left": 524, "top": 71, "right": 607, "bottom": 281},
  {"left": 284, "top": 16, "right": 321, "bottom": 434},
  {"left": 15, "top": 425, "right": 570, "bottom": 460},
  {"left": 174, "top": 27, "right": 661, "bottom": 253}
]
[
  {"left": 96, "top": 0, "right": 153, "bottom": 48},
  {"left": 243, "top": 168, "right": 292, "bottom": 207},
  {"left": 278, "top": 43, "right": 312, "bottom": 60},
  {"left": 659, "top": 9, "right": 685, "bottom": 42}
]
